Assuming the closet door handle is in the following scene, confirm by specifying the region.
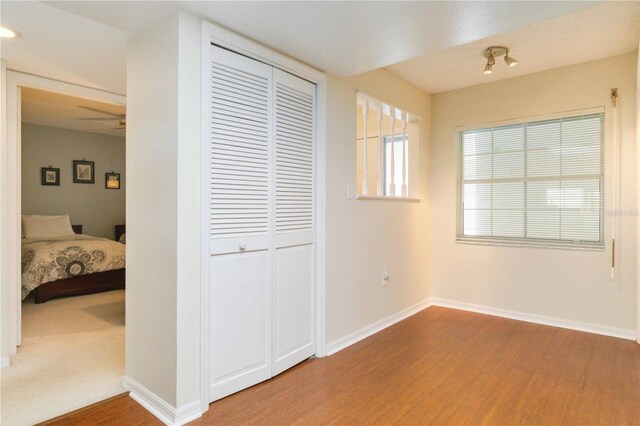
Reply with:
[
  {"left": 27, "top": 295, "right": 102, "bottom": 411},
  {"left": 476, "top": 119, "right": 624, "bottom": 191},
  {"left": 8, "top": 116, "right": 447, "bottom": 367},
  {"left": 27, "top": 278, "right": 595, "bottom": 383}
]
[{"left": 239, "top": 243, "right": 247, "bottom": 251}]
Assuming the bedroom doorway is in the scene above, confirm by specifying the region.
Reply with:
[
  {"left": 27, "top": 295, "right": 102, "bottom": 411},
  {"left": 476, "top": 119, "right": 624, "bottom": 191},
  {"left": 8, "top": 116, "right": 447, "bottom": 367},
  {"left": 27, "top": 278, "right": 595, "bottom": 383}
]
[{"left": 1, "top": 71, "right": 127, "bottom": 425}]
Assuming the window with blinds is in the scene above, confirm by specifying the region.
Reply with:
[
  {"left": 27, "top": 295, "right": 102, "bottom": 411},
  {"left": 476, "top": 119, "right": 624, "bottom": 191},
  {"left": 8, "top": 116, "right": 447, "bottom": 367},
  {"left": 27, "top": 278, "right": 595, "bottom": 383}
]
[{"left": 457, "top": 110, "right": 604, "bottom": 248}]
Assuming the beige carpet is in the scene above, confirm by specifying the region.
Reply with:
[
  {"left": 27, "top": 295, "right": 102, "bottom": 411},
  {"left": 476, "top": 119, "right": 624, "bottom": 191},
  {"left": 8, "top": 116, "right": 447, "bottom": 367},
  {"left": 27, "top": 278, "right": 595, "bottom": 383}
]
[{"left": 1, "top": 290, "right": 125, "bottom": 426}]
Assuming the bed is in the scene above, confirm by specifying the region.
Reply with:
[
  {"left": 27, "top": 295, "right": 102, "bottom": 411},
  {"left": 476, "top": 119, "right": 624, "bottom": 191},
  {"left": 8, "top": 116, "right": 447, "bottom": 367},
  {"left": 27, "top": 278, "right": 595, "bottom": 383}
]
[{"left": 21, "top": 215, "right": 126, "bottom": 304}]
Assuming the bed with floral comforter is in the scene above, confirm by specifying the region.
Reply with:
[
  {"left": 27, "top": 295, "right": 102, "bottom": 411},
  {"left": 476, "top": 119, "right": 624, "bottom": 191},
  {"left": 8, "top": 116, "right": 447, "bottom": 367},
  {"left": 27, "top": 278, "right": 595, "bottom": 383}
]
[{"left": 21, "top": 234, "right": 126, "bottom": 300}]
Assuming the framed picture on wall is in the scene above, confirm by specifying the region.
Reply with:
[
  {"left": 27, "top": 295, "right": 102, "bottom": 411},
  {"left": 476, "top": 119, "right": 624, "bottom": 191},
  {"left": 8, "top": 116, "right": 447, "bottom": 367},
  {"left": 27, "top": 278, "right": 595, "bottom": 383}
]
[
  {"left": 105, "top": 172, "right": 121, "bottom": 189},
  {"left": 73, "top": 160, "right": 95, "bottom": 184},
  {"left": 41, "top": 167, "right": 60, "bottom": 186}
]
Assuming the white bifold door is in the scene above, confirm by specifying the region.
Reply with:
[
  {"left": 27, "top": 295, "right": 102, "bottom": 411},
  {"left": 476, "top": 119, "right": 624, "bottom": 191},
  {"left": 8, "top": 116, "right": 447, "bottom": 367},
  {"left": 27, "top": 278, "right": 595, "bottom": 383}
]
[{"left": 207, "top": 45, "right": 316, "bottom": 402}]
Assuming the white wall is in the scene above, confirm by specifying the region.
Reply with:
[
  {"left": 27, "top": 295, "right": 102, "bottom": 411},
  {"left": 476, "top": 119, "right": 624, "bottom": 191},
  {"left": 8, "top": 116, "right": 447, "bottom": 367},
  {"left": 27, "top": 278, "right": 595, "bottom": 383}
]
[
  {"left": 325, "top": 69, "right": 431, "bottom": 344},
  {"left": 126, "top": 10, "right": 178, "bottom": 406},
  {"left": 174, "top": 10, "right": 202, "bottom": 410},
  {"left": 21, "top": 124, "right": 125, "bottom": 239},
  {"left": 430, "top": 53, "right": 637, "bottom": 332},
  {"left": 125, "top": 9, "right": 201, "bottom": 413}
]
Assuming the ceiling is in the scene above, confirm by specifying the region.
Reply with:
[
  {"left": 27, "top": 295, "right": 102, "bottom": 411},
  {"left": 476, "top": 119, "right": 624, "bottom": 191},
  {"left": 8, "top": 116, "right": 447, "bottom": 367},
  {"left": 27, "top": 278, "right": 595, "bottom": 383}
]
[
  {"left": 1, "top": 1, "right": 607, "bottom": 95},
  {"left": 1, "top": 1, "right": 129, "bottom": 94},
  {"left": 387, "top": 1, "right": 640, "bottom": 93},
  {"left": 43, "top": 1, "right": 599, "bottom": 78},
  {"left": 21, "top": 87, "right": 126, "bottom": 137}
]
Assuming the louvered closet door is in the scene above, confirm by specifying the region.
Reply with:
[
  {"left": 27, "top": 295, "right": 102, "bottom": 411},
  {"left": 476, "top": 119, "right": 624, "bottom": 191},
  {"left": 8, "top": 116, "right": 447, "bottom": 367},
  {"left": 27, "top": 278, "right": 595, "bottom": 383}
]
[
  {"left": 208, "top": 45, "right": 273, "bottom": 402},
  {"left": 271, "top": 69, "right": 316, "bottom": 376}
]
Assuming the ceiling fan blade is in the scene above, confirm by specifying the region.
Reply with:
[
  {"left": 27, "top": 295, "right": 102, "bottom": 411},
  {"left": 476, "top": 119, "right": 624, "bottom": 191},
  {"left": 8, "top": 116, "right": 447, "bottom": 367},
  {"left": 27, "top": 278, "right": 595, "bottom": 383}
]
[
  {"left": 75, "top": 117, "right": 122, "bottom": 121},
  {"left": 94, "top": 127, "right": 126, "bottom": 131},
  {"left": 77, "top": 106, "right": 125, "bottom": 118}
]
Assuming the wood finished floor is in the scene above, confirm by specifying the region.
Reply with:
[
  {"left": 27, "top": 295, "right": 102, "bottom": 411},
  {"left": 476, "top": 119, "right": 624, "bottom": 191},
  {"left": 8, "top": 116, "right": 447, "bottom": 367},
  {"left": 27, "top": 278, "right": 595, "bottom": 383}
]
[{"left": 47, "top": 307, "right": 640, "bottom": 425}]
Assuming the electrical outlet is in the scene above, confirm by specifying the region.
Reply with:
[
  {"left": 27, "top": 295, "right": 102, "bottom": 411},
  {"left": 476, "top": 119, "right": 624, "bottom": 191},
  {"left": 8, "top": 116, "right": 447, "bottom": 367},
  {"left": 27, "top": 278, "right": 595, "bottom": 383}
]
[
  {"left": 382, "top": 270, "right": 389, "bottom": 287},
  {"left": 346, "top": 184, "right": 354, "bottom": 199}
]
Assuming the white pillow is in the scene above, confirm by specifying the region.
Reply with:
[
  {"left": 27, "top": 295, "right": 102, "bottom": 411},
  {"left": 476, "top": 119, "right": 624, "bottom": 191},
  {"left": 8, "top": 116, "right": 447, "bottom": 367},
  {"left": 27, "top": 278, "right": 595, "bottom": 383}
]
[{"left": 22, "top": 215, "right": 75, "bottom": 239}]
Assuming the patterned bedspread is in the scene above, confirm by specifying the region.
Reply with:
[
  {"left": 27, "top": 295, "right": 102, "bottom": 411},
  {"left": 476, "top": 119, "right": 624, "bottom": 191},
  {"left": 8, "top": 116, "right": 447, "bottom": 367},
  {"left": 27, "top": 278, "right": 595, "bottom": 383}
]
[{"left": 21, "top": 234, "right": 126, "bottom": 300}]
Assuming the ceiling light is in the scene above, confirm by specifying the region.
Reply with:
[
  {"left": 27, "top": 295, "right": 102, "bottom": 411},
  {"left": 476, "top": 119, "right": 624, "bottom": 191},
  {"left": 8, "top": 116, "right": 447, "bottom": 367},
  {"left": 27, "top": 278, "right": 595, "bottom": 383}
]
[
  {"left": 504, "top": 53, "right": 518, "bottom": 67},
  {"left": 483, "top": 46, "right": 518, "bottom": 74},
  {"left": 0, "top": 26, "right": 20, "bottom": 39}
]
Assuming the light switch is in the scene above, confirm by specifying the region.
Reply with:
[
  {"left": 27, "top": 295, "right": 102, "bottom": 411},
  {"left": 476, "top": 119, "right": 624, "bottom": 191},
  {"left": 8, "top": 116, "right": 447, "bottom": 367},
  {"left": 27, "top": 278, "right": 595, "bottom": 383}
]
[{"left": 346, "top": 185, "right": 354, "bottom": 199}]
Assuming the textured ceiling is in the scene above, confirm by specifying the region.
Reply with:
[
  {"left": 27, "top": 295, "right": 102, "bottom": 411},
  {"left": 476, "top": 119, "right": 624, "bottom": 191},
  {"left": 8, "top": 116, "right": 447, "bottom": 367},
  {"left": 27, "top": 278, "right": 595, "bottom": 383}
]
[
  {"left": 386, "top": 1, "right": 640, "bottom": 94},
  {"left": 0, "top": 1, "right": 129, "bottom": 94},
  {"left": 2, "top": 1, "right": 601, "bottom": 95},
  {"left": 43, "top": 1, "right": 598, "bottom": 78},
  {"left": 21, "top": 87, "right": 126, "bottom": 137}
]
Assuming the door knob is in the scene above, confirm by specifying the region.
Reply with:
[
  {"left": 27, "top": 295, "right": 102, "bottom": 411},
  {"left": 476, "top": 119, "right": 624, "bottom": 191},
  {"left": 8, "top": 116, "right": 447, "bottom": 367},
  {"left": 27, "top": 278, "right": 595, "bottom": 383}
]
[{"left": 239, "top": 243, "right": 247, "bottom": 251}]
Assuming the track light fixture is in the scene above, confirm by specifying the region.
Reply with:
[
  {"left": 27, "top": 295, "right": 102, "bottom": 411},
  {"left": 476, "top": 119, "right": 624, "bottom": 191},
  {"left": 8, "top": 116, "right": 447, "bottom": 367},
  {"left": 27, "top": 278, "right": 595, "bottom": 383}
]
[
  {"left": 484, "top": 54, "right": 495, "bottom": 74},
  {"left": 483, "top": 46, "right": 518, "bottom": 74}
]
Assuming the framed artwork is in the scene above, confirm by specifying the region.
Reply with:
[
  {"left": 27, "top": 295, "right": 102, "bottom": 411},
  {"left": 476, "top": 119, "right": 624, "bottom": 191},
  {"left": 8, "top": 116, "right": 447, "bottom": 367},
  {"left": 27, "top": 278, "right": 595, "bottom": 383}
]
[
  {"left": 41, "top": 167, "right": 60, "bottom": 186},
  {"left": 73, "top": 160, "right": 95, "bottom": 184},
  {"left": 105, "top": 172, "right": 121, "bottom": 189}
]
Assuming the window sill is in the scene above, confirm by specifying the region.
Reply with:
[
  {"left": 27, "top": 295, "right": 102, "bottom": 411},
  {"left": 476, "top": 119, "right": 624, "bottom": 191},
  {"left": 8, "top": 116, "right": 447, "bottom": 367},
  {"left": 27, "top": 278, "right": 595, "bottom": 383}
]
[
  {"left": 355, "top": 195, "right": 421, "bottom": 203},
  {"left": 456, "top": 237, "right": 605, "bottom": 251}
]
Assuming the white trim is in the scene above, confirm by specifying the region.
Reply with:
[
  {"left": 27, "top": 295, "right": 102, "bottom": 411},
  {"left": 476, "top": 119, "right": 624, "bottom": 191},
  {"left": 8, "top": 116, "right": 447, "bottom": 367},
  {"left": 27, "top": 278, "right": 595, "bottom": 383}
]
[
  {"left": 1, "top": 357, "right": 10, "bottom": 368},
  {"left": 325, "top": 296, "right": 636, "bottom": 358},
  {"left": 1, "top": 71, "right": 125, "bottom": 360},
  {"left": 637, "top": 43, "right": 640, "bottom": 344},
  {"left": 201, "top": 20, "right": 324, "bottom": 83},
  {"left": 325, "top": 299, "right": 432, "bottom": 356},
  {"left": 455, "top": 237, "right": 605, "bottom": 251},
  {"left": 199, "top": 23, "right": 211, "bottom": 415},
  {"left": 200, "top": 19, "right": 328, "bottom": 411},
  {"left": 314, "top": 79, "right": 327, "bottom": 357},
  {"left": 0, "top": 59, "right": 8, "bottom": 363},
  {"left": 430, "top": 298, "right": 636, "bottom": 340},
  {"left": 123, "top": 376, "right": 202, "bottom": 426},
  {"left": 355, "top": 195, "right": 421, "bottom": 202}
]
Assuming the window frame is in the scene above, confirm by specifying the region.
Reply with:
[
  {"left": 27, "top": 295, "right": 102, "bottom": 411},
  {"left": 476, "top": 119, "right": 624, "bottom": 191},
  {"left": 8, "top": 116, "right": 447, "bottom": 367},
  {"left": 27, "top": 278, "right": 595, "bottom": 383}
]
[
  {"left": 456, "top": 107, "right": 605, "bottom": 250},
  {"left": 355, "top": 91, "right": 421, "bottom": 202}
]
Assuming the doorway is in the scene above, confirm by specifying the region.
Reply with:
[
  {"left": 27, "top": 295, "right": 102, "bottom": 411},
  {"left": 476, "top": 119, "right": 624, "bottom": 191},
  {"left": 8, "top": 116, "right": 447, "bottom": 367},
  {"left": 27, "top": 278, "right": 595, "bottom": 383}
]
[{"left": 1, "top": 71, "right": 127, "bottom": 424}]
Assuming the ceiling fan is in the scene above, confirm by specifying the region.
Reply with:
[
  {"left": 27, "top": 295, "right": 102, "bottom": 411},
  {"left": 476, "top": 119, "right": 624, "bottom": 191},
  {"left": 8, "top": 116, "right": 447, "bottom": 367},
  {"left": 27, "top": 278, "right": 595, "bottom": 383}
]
[{"left": 75, "top": 106, "right": 126, "bottom": 130}]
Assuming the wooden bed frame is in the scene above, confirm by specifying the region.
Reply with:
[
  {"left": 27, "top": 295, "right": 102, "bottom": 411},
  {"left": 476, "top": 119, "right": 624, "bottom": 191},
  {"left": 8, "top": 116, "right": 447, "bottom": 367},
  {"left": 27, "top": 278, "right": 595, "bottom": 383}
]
[
  {"left": 32, "top": 224, "right": 126, "bottom": 304},
  {"left": 34, "top": 269, "right": 125, "bottom": 304}
]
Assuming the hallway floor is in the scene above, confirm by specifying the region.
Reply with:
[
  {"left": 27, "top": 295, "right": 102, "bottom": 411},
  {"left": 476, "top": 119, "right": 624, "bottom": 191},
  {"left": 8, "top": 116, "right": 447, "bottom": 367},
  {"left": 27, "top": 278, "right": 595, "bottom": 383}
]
[
  {"left": 1, "top": 290, "right": 125, "bottom": 425},
  {"left": 47, "top": 306, "right": 640, "bottom": 425}
]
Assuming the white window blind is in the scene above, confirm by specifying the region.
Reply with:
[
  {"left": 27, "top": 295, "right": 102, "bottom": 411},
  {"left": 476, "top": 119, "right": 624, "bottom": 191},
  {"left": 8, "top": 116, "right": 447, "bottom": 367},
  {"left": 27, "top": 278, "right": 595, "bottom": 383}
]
[{"left": 458, "top": 111, "right": 604, "bottom": 248}]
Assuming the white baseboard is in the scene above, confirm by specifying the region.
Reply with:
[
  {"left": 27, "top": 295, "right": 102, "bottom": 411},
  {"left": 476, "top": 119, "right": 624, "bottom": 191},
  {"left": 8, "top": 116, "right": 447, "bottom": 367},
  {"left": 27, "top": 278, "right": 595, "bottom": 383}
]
[
  {"left": 430, "top": 297, "right": 637, "bottom": 340},
  {"left": 1, "top": 357, "right": 10, "bottom": 368},
  {"left": 122, "top": 376, "right": 202, "bottom": 425},
  {"left": 326, "top": 299, "right": 432, "bottom": 355}
]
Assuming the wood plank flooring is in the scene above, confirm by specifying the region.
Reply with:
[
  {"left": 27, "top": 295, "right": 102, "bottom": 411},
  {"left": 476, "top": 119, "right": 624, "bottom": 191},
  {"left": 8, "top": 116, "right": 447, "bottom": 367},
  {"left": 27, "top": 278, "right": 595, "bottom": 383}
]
[{"left": 47, "top": 307, "right": 640, "bottom": 425}]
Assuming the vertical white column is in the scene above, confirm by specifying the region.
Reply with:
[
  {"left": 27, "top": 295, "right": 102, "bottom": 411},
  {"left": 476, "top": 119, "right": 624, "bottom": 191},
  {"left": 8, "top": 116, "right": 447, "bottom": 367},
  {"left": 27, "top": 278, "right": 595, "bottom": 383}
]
[
  {"left": 401, "top": 113, "right": 408, "bottom": 197},
  {"left": 389, "top": 108, "right": 396, "bottom": 196},
  {"left": 376, "top": 107, "right": 384, "bottom": 196},
  {"left": 361, "top": 100, "right": 369, "bottom": 195}
]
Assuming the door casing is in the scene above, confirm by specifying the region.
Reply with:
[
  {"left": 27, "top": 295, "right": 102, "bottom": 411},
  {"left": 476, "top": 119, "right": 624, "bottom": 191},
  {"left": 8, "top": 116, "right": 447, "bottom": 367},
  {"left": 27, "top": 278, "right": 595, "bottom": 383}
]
[{"left": 1, "top": 69, "right": 126, "bottom": 363}]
